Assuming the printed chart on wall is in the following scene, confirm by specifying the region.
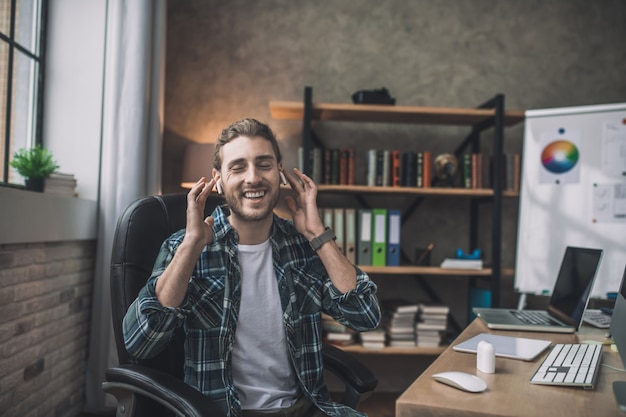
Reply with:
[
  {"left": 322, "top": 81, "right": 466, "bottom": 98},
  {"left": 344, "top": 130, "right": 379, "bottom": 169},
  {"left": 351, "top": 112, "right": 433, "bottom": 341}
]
[{"left": 516, "top": 103, "right": 626, "bottom": 298}]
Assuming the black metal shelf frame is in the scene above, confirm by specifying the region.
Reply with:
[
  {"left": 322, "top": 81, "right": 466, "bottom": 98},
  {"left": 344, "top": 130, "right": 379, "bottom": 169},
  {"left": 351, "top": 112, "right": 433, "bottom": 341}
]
[{"left": 299, "top": 87, "right": 510, "bottom": 325}]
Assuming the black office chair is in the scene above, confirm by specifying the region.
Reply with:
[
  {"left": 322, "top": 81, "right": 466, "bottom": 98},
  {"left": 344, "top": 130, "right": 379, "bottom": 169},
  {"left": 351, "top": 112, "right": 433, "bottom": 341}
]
[{"left": 102, "top": 193, "right": 378, "bottom": 417}]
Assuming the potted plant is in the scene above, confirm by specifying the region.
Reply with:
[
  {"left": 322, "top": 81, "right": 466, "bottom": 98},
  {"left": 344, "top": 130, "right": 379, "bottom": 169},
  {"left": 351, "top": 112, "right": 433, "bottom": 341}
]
[{"left": 9, "top": 145, "right": 59, "bottom": 192}]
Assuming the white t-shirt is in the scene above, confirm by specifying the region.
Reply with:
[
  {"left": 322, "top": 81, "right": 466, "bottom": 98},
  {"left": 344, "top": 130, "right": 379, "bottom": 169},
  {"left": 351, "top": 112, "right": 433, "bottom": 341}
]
[{"left": 231, "top": 239, "right": 300, "bottom": 411}]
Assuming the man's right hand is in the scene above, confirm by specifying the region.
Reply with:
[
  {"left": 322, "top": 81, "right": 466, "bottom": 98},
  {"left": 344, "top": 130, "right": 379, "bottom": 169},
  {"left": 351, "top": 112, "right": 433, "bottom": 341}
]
[
  {"left": 155, "top": 177, "right": 216, "bottom": 308},
  {"left": 184, "top": 177, "right": 216, "bottom": 248}
]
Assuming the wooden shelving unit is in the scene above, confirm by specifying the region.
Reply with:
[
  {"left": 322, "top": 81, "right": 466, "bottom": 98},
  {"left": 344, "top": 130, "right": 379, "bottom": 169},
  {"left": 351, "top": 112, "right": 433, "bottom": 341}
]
[
  {"left": 338, "top": 344, "right": 446, "bottom": 356},
  {"left": 271, "top": 87, "right": 525, "bottom": 354},
  {"left": 316, "top": 184, "right": 519, "bottom": 198},
  {"left": 359, "top": 266, "right": 515, "bottom": 277},
  {"left": 269, "top": 100, "right": 525, "bottom": 126}
]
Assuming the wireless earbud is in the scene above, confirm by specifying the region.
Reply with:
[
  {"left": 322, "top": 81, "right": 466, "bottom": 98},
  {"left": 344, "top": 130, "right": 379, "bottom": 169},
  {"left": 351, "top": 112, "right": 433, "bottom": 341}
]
[
  {"left": 279, "top": 171, "right": 288, "bottom": 186},
  {"left": 216, "top": 180, "right": 223, "bottom": 194}
]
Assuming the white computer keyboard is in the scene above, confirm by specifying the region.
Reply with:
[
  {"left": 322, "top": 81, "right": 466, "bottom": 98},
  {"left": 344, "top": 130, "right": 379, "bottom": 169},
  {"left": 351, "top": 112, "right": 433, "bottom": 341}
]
[{"left": 530, "top": 343, "right": 602, "bottom": 389}]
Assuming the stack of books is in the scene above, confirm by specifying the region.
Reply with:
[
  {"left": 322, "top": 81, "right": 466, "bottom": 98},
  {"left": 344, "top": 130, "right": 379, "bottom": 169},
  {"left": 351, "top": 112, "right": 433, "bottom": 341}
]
[
  {"left": 44, "top": 172, "right": 77, "bottom": 197},
  {"left": 440, "top": 258, "right": 483, "bottom": 270},
  {"left": 416, "top": 303, "right": 449, "bottom": 347},
  {"left": 322, "top": 313, "right": 356, "bottom": 346},
  {"left": 383, "top": 299, "right": 418, "bottom": 348},
  {"left": 359, "top": 329, "right": 386, "bottom": 349}
]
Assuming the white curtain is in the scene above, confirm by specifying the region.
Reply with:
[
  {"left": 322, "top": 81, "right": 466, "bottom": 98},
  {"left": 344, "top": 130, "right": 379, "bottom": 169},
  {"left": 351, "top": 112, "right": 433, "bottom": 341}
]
[{"left": 84, "top": 0, "right": 166, "bottom": 412}]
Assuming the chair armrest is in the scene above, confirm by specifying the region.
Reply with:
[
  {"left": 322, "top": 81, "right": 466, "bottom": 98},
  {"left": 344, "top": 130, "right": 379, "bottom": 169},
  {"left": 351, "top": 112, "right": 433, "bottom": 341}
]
[
  {"left": 322, "top": 344, "right": 378, "bottom": 395},
  {"left": 103, "top": 364, "right": 226, "bottom": 417}
]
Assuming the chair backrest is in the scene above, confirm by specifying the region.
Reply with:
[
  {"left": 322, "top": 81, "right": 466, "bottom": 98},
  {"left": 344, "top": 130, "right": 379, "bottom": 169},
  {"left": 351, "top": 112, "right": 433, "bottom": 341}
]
[{"left": 109, "top": 193, "right": 222, "bottom": 378}]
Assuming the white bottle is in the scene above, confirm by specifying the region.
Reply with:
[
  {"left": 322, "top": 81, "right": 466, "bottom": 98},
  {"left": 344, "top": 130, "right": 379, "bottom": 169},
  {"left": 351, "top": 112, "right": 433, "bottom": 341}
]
[{"left": 476, "top": 340, "right": 496, "bottom": 374}]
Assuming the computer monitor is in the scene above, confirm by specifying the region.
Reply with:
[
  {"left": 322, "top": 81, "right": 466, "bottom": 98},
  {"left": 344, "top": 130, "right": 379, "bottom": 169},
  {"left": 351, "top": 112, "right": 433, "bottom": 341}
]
[{"left": 609, "top": 265, "right": 626, "bottom": 412}]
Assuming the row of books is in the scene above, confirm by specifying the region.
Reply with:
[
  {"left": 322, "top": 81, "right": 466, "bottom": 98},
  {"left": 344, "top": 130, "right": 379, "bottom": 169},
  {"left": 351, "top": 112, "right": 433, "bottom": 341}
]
[
  {"left": 462, "top": 152, "right": 521, "bottom": 191},
  {"left": 367, "top": 149, "right": 433, "bottom": 188},
  {"left": 298, "top": 147, "right": 356, "bottom": 186},
  {"left": 320, "top": 207, "right": 401, "bottom": 266},
  {"left": 299, "top": 146, "right": 520, "bottom": 191},
  {"left": 299, "top": 147, "right": 433, "bottom": 187},
  {"left": 323, "top": 300, "right": 450, "bottom": 349}
]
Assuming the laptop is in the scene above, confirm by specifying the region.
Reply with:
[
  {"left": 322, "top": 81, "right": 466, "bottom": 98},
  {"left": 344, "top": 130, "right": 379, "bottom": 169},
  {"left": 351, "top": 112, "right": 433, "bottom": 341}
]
[{"left": 474, "top": 246, "right": 603, "bottom": 333}]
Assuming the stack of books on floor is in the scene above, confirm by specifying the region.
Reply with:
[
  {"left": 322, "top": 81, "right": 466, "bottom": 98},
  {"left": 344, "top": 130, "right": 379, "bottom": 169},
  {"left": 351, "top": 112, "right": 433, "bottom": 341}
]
[
  {"left": 383, "top": 299, "right": 418, "bottom": 348},
  {"left": 44, "top": 172, "right": 77, "bottom": 197},
  {"left": 416, "top": 303, "right": 449, "bottom": 347},
  {"left": 322, "top": 313, "right": 356, "bottom": 347}
]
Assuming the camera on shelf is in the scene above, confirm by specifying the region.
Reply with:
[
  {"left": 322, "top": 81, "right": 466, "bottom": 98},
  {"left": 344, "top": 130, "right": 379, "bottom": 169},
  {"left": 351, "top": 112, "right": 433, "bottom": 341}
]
[{"left": 351, "top": 88, "right": 396, "bottom": 105}]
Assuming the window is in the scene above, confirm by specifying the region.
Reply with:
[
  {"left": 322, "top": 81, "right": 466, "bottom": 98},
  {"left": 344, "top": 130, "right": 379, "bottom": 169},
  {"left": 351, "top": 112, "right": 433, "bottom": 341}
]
[{"left": 0, "top": 0, "right": 46, "bottom": 186}]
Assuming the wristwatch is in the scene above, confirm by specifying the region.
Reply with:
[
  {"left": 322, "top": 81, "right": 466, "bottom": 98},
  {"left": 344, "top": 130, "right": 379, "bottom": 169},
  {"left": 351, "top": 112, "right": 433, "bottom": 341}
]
[{"left": 309, "top": 227, "right": 336, "bottom": 251}]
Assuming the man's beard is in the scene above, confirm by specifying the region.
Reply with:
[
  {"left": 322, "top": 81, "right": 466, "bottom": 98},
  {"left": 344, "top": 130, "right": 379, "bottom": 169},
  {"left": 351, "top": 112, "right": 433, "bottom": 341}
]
[{"left": 223, "top": 188, "right": 280, "bottom": 222}]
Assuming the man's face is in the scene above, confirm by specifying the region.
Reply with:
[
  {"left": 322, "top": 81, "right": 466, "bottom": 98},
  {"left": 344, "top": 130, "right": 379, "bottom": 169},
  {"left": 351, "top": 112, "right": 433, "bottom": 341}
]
[{"left": 216, "top": 135, "right": 281, "bottom": 223}]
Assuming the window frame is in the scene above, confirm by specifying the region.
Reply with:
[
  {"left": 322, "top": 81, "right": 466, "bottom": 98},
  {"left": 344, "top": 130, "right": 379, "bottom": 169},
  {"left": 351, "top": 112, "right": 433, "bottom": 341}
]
[{"left": 0, "top": 0, "right": 48, "bottom": 187}]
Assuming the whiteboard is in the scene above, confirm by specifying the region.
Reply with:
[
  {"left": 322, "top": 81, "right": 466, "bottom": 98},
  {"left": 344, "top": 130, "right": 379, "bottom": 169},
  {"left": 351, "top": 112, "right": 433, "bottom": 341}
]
[{"left": 516, "top": 103, "right": 626, "bottom": 297}]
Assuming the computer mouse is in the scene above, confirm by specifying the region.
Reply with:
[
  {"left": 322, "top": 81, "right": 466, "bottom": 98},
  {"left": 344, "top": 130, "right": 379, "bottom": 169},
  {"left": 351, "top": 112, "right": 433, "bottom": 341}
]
[{"left": 432, "top": 371, "right": 487, "bottom": 393}]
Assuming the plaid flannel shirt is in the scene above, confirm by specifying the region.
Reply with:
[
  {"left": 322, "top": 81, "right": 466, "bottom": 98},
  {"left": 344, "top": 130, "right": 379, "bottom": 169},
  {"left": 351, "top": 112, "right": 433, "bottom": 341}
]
[{"left": 123, "top": 205, "right": 380, "bottom": 417}]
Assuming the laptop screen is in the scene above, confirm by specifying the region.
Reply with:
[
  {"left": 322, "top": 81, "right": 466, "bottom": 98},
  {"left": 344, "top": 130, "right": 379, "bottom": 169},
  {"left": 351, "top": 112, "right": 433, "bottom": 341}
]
[{"left": 547, "top": 247, "right": 603, "bottom": 327}]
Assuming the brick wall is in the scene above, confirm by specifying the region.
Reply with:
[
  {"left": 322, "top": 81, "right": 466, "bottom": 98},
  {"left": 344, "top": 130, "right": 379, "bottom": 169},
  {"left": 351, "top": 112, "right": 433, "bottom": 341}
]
[{"left": 0, "top": 240, "right": 97, "bottom": 417}]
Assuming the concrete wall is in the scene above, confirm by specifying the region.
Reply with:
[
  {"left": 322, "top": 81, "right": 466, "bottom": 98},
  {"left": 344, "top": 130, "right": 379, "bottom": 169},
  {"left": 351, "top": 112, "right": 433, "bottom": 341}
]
[{"left": 163, "top": 0, "right": 626, "bottom": 188}]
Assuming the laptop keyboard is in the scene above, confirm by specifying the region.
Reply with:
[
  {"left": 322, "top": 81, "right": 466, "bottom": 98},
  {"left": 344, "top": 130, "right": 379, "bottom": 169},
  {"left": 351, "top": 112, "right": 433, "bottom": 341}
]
[
  {"left": 511, "top": 310, "right": 561, "bottom": 326},
  {"left": 583, "top": 310, "right": 611, "bottom": 328},
  {"left": 530, "top": 343, "right": 602, "bottom": 388}
]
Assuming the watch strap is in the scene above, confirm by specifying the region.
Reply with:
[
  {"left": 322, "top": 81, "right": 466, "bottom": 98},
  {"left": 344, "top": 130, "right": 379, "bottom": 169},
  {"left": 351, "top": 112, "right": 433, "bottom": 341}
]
[{"left": 309, "top": 227, "right": 336, "bottom": 251}]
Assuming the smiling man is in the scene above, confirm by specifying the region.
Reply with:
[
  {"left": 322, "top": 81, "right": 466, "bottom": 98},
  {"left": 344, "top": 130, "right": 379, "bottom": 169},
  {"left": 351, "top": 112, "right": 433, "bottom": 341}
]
[{"left": 123, "top": 118, "right": 380, "bottom": 417}]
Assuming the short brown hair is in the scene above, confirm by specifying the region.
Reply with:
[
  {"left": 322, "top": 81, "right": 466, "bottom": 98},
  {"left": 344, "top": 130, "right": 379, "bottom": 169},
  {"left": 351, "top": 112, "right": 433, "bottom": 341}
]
[{"left": 213, "top": 118, "right": 282, "bottom": 171}]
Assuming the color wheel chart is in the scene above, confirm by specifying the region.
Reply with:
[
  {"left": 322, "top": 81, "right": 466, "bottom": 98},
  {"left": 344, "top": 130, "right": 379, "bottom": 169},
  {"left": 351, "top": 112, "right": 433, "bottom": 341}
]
[
  {"left": 542, "top": 139, "right": 578, "bottom": 172},
  {"left": 516, "top": 103, "right": 626, "bottom": 298},
  {"left": 539, "top": 130, "right": 581, "bottom": 185}
]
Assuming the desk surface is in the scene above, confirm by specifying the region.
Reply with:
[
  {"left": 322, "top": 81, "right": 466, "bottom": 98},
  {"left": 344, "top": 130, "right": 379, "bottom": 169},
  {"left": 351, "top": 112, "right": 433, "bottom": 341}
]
[{"left": 396, "top": 319, "right": 624, "bottom": 417}]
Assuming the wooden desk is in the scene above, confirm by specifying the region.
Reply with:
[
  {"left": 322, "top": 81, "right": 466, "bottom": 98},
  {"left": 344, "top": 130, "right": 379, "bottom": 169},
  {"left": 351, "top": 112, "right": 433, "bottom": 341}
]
[{"left": 396, "top": 319, "right": 624, "bottom": 417}]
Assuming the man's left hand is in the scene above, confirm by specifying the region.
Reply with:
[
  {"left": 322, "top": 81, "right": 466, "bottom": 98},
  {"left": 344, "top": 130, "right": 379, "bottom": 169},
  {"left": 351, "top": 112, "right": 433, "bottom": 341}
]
[{"left": 284, "top": 168, "right": 326, "bottom": 241}]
